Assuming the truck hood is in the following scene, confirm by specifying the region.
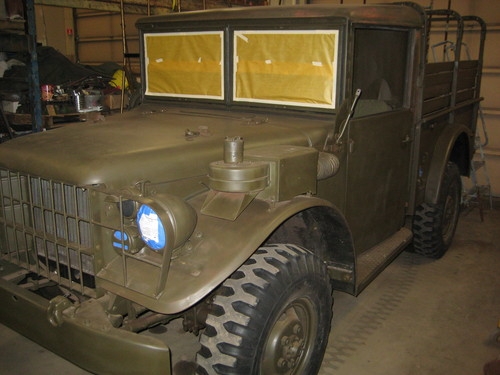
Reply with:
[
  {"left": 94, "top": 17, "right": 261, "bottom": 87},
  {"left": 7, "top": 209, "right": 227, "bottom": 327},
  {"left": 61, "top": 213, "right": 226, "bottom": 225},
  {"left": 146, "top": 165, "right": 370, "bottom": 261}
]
[{"left": 0, "top": 104, "right": 332, "bottom": 190}]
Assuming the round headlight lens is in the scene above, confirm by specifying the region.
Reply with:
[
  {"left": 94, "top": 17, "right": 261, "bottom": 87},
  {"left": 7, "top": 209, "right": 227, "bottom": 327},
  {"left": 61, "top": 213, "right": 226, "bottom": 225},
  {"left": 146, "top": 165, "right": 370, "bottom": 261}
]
[{"left": 136, "top": 204, "right": 167, "bottom": 251}]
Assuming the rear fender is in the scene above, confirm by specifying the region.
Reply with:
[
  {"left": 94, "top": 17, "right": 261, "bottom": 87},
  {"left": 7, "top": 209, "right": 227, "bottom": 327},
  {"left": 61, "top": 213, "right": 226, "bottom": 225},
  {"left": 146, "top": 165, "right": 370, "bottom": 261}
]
[
  {"left": 162, "top": 194, "right": 355, "bottom": 313},
  {"left": 425, "top": 124, "right": 472, "bottom": 204}
]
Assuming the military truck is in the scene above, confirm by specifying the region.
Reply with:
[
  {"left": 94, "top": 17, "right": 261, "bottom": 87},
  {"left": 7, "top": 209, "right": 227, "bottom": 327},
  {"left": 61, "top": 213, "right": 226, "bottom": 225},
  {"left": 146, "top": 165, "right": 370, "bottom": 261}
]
[{"left": 0, "top": 2, "right": 486, "bottom": 374}]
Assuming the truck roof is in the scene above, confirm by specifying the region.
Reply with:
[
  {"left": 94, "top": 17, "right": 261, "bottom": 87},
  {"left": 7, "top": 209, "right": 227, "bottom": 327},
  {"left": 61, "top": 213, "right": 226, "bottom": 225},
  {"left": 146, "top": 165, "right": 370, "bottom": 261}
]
[{"left": 136, "top": 3, "right": 424, "bottom": 30}]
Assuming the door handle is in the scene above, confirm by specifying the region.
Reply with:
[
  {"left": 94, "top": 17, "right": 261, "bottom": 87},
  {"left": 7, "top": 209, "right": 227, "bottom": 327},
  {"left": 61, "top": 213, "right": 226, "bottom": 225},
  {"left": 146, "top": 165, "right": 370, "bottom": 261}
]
[{"left": 402, "top": 135, "right": 411, "bottom": 144}]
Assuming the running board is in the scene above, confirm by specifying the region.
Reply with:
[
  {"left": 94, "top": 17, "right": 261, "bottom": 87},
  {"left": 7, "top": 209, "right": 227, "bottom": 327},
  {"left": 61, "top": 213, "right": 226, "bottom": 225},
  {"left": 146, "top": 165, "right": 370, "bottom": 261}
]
[{"left": 355, "top": 228, "right": 413, "bottom": 295}]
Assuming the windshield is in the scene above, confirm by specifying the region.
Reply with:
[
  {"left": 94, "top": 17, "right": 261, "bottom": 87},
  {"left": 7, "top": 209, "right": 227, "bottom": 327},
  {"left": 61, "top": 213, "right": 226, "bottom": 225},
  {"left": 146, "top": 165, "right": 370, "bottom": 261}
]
[{"left": 144, "top": 29, "right": 339, "bottom": 110}]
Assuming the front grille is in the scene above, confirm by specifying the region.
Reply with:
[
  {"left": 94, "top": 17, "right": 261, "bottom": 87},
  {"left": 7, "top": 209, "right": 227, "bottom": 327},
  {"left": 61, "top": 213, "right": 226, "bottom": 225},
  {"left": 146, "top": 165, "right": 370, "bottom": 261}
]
[{"left": 0, "top": 169, "right": 95, "bottom": 295}]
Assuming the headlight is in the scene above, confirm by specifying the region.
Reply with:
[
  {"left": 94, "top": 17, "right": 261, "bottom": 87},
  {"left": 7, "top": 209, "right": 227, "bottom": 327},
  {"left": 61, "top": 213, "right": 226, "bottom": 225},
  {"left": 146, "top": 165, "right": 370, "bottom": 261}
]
[
  {"left": 136, "top": 204, "right": 167, "bottom": 251},
  {"left": 135, "top": 194, "right": 197, "bottom": 253}
]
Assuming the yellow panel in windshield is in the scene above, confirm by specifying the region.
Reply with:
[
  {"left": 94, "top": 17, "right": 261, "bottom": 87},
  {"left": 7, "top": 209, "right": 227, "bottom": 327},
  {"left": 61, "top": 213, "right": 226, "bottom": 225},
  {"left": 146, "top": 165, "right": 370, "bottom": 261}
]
[
  {"left": 145, "top": 32, "right": 223, "bottom": 99},
  {"left": 234, "top": 30, "right": 338, "bottom": 109}
]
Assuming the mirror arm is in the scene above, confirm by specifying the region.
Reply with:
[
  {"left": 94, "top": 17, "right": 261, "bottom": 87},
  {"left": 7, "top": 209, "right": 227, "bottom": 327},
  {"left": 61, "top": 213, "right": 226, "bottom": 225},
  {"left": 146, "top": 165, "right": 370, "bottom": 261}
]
[{"left": 335, "top": 88, "right": 362, "bottom": 145}]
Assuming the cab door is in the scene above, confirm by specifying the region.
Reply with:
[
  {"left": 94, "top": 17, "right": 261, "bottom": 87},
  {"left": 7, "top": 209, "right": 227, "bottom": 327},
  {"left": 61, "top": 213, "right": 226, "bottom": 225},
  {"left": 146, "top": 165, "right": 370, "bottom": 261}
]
[{"left": 344, "top": 27, "right": 414, "bottom": 252}]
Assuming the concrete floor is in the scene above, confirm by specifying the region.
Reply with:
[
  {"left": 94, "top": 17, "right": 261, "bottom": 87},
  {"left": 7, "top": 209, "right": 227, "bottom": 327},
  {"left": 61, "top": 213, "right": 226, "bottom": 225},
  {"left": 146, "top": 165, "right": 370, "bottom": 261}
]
[{"left": 0, "top": 203, "right": 499, "bottom": 375}]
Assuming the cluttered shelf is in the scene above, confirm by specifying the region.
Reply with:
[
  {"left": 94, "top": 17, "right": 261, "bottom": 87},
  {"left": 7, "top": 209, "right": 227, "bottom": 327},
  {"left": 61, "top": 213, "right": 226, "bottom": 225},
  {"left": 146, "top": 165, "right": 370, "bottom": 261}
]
[{"left": 1, "top": 43, "right": 134, "bottom": 138}]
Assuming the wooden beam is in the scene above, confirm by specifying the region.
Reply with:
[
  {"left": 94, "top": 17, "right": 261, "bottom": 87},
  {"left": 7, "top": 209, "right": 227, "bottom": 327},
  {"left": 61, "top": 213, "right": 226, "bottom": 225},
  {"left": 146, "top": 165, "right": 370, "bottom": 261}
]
[
  {"left": 35, "top": 0, "right": 233, "bottom": 14},
  {"left": 34, "top": 0, "right": 171, "bottom": 15}
]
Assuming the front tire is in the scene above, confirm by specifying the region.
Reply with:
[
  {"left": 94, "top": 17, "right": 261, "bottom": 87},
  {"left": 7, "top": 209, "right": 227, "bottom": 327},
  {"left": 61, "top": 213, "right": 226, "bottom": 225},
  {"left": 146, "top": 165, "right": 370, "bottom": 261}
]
[
  {"left": 412, "top": 162, "right": 461, "bottom": 258},
  {"left": 196, "top": 244, "right": 333, "bottom": 375}
]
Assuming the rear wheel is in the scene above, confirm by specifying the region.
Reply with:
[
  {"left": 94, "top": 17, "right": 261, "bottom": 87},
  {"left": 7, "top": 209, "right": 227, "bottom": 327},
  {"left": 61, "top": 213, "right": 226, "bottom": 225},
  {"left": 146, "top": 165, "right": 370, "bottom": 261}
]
[
  {"left": 196, "top": 244, "right": 333, "bottom": 375},
  {"left": 412, "top": 162, "right": 461, "bottom": 258}
]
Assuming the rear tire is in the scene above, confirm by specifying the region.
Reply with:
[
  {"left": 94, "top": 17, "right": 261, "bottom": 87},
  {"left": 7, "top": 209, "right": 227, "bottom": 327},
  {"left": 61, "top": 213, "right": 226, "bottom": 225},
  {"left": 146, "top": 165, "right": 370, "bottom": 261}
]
[
  {"left": 196, "top": 244, "right": 333, "bottom": 375},
  {"left": 412, "top": 162, "right": 461, "bottom": 258}
]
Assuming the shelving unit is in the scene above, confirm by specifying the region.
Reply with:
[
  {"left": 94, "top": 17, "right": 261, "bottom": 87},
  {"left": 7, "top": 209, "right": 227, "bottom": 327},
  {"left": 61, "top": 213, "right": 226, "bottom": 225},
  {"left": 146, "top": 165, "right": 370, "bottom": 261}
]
[{"left": 0, "top": 0, "right": 42, "bottom": 137}]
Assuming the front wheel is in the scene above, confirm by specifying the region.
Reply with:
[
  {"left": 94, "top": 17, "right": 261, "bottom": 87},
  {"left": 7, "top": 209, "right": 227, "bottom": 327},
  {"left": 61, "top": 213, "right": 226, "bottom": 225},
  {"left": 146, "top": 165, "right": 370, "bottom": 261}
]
[
  {"left": 412, "top": 162, "right": 461, "bottom": 258},
  {"left": 196, "top": 244, "right": 333, "bottom": 375}
]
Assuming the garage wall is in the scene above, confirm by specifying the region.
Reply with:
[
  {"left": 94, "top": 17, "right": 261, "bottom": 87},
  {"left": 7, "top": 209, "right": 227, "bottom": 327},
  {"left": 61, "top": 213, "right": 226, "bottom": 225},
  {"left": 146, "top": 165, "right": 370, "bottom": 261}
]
[
  {"left": 470, "top": 1, "right": 500, "bottom": 198},
  {"left": 74, "top": 9, "right": 140, "bottom": 65},
  {"left": 35, "top": 5, "right": 75, "bottom": 61},
  {"left": 74, "top": 9, "right": 142, "bottom": 74}
]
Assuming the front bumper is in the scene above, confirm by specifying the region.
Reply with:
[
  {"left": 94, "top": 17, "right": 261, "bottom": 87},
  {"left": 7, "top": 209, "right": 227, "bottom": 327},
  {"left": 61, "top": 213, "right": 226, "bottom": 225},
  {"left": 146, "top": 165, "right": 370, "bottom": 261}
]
[{"left": 0, "top": 262, "right": 171, "bottom": 375}]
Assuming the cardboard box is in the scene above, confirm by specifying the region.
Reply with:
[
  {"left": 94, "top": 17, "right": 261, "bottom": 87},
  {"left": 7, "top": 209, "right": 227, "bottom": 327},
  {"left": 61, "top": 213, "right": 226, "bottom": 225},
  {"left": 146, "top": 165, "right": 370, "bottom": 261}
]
[{"left": 102, "top": 94, "right": 129, "bottom": 110}]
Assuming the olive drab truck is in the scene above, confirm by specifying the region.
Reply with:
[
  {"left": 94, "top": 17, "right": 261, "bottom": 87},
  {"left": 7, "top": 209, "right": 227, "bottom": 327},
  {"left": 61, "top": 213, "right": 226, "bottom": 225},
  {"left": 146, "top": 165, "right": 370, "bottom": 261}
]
[{"left": 0, "top": 2, "right": 486, "bottom": 374}]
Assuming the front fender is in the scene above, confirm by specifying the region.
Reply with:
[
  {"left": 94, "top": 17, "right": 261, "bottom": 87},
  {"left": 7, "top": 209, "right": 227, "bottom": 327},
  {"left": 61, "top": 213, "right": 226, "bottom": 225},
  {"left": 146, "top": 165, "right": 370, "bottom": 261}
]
[
  {"left": 425, "top": 123, "right": 472, "bottom": 204},
  {"left": 157, "top": 194, "right": 342, "bottom": 313}
]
